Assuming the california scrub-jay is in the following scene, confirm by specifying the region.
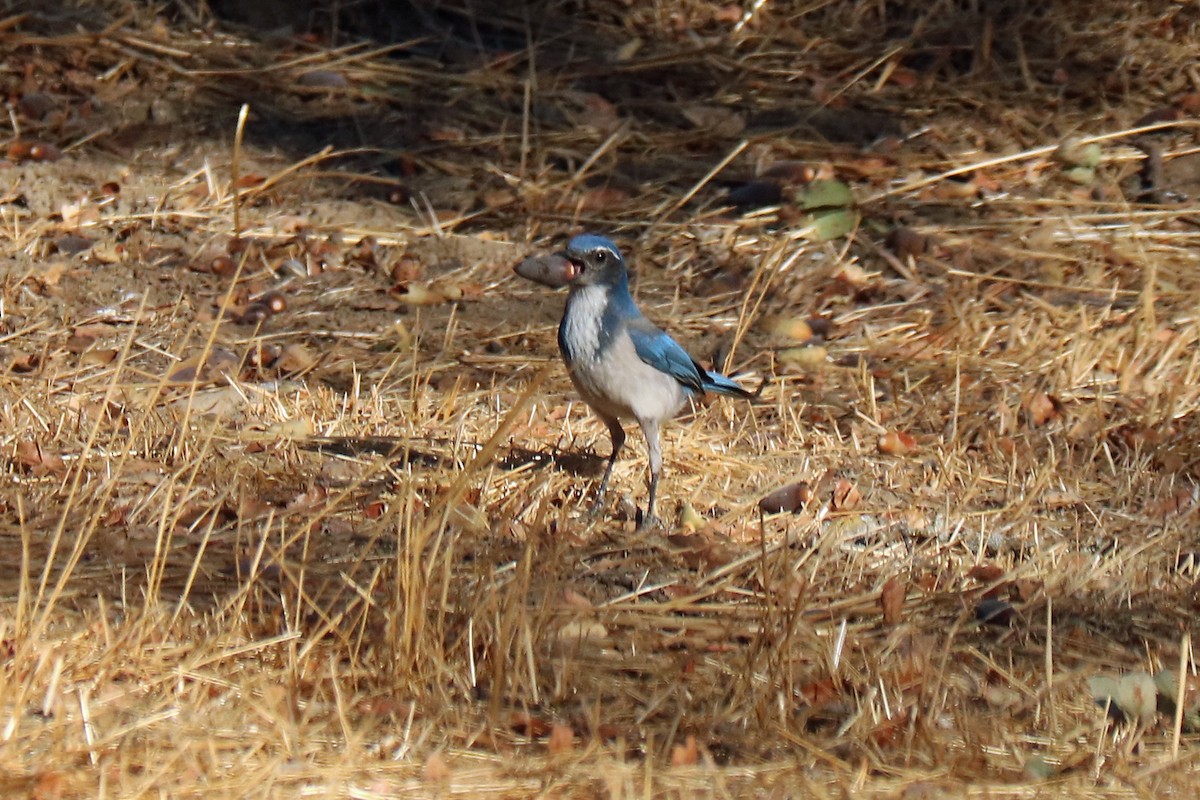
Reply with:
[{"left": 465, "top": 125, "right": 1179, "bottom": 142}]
[{"left": 553, "top": 234, "right": 757, "bottom": 528}]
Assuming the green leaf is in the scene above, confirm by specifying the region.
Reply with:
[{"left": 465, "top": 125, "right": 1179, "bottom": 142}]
[
  {"left": 794, "top": 179, "right": 854, "bottom": 210},
  {"left": 801, "top": 208, "right": 859, "bottom": 241},
  {"left": 1063, "top": 166, "right": 1095, "bottom": 185},
  {"left": 1023, "top": 754, "right": 1055, "bottom": 781},
  {"left": 1056, "top": 141, "right": 1102, "bottom": 169}
]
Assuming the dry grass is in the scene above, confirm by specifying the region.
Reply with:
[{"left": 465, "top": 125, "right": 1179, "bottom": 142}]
[{"left": 1, "top": 0, "right": 1200, "bottom": 796}]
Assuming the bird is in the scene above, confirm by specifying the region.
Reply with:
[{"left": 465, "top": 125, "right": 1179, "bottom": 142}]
[{"left": 552, "top": 233, "right": 757, "bottom": 528}]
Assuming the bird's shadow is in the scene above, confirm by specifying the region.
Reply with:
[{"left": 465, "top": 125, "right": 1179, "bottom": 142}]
[
  {"left": 305, "top": 437, "right": 606, "bottom": 477},
  {"left": 497, "top": 445, "right": 606, "bottom": 477}
]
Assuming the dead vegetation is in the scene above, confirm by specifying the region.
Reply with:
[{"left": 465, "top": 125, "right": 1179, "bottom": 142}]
[{"left": 1, "top": 0, "right": 1199, "bottom": 796}]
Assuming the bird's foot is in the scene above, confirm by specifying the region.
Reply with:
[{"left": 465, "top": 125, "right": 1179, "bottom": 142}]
[
  {"left": 585, "top": 491, "right": 608, "bottom": 519},
  {"left": 634, "top": 509, "right": 663, "bottom": 532}
]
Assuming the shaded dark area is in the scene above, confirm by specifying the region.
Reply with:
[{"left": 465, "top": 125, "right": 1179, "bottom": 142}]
[
  {"left": 305, "top": 436, "right": 608, "bottom": 477},
  {"left": 9, "top": 0, "right": 1190, "bottom": 194}
]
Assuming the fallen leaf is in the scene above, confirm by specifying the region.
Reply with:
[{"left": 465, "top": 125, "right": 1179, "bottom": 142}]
[
  {"left": 1055, "top": 140, "right": 1102, "bottom": 169},
  {"left": 167, "top": 356, "right": 205, "bottom": 384},
  {"left": 878, "top": 430, "right": 917, "bottom": 456},
  {"left": 670, "top": 734, "right": 699, "bottom": 767},
  {"left": 264, "top": 419, "right": 314, "bottom": 439},
  {"left": 275, "top": 343, "right": 318, "bottom": 374},
  {"left": 101, "top": 505, "right": 130, "bottom": 527},
  {"left": 869, "top": 711, "right": 908, "bottom": 746},
  {"left": 392, "top": 283, "right": 447, "bottom": 305},
  {"left": 1088, "top": 675, "right": 1122, "bottom": 719},
  {"left": 286, "top": 485, "right": 328, "bottom": 512},
  {"left": 758, "top": 481, "right": 811, "bottom": 514},
  {"left": 54, "top": 234, "right": 94, "bottom": 255},
  {"left": 1024, "top": 754, "right": 1055, "bottom": 781},
  {"left": 831, "top": 479, "right": 862, "bottom": 511},
  {"left": 767, "top": 316, "right": 815, "bottom": 343},
  {"left": 880, "top": 575, "right": 906, "bottom": 625},
  {"left": 391, "top": 256, "right": 424, "bottom": 283},
  {"left": 794, "top": 178, "right": 854, "bottom": 210},
  {"left": 61, "top": 197, "right": 97, "bottom": 227},
  {"left": 9, "top": 352, "right": 41, "bottom": 373},
  {"left": 966, "top": 564, "right": 1005, "bottom": 583},
  {"left": 980, "top": 682, "right": 1021, "bottom": 710},
  {"left": 577, "top": 92, "right": 623, "bottom": 133},
  {"left": 886, "top": 66, "right": 920, "bottom": 88},
  {"left": 510, "top": 711, "right": 553, "bottom": 738},
  {"left": 579, "top": 186, "right": 631, "bottom": 212},
  {"left": 975, "top": 597, "right": 1015, "bottom": 627},
  {"left": 614, "top": 37, "right": 642, "bottom": 62},
  {"left": 679, "top": 502, "right": 706, "bottom": 531},
  {"left": 89, "top": 241, "right": 125, "bottom": 263},
  {"left": 1010, "top": 579, "right": 1041, "bottom": 602},
  {"left": 548, "top": 723, "right": 575, "bottom": 755},
  {"left": 80, "top": 348, "right": 118, "bottom": 367},
  {"left": 1063, "top": 166, "right": 1095, "bottom": 185},
  {"left": 1149, "top": 486, "right": 1194, "bottom": 518},
  {"left": 1024, "top": 391, "right": 1062, "bottom": 426},
  {"left": 557, "top": 620, "right": 608, "bottom": 641},
  {"left": 15, "top": 440, "right": 67, "bottom": 476},
  {"left": 887, "top": 226, "right": 931, "bottom": 260},
  {"left": 18, "top": 92, "right": 56, "bottom": 120},
  {"left": 561, "top": 588, "right": 593, "bottom": 608},
  {"left": 667, "top": 532, "right": 734, "bottom": 570},
  {"left": 714, "top": 4, "right": 743, "bottom": 24},
  {"left": 681, "top": 104, "right": 745, "bottom": 137},
  {"left": 928, "top": 176, "right": 980, "bottom": 200},
  {"left": 34, "top": 261, "right": 70, "bottom": 289},
  {"left": 423, "top": 751, "right": 451, "bottom": 783},
  {"left": 481, "top": 188, "right": 516, "bottom": 209},
  {"left": 832, "top": 263, "right": 873, "bottom": 289},
  {"left": 32, "top": 770, "right": 65, "bottom": 800},
  {"left": 778, "top": 345, "right": 828, "bottom": 370},
  {"left": 799, "top": 678, "right": 841, "bottom": 706},
  {"left": 802, "top": 207, "right": 859, "bottom": 241}
]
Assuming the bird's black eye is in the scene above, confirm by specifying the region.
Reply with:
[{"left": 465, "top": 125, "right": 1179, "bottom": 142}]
[{"left": 595, "top": 250, "right": 607, "bottom": 263}]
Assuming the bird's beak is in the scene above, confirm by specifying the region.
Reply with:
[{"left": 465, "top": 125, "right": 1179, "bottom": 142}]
[{"left": 561, "top": 255, "right": 582, "bottom": 282}]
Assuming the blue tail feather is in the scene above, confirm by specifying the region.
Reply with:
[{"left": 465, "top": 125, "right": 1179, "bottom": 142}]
[{"left": 701, "top": 370, "right": 759, "bottom": 399}]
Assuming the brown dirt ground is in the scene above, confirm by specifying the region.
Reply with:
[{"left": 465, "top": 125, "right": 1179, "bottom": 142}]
[{"left": 2, "top": 1, "right": 1200, "bottom": 797}]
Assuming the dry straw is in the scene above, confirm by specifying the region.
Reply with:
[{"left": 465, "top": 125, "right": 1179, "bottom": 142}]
[{"left": 0, "top": 0, "right": 1198, "bottom": 797}]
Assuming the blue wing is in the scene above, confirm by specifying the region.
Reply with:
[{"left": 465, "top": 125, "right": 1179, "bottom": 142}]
[
  {"left": 626, "top": 321, "right": 707, "bottom": 393},
  {"left": 625, "top": 320, "right": 755, "bottom": 399}
]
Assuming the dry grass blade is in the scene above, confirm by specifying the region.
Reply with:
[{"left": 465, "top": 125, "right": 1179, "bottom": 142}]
[{"left": 0, "top": 0, "right": 1199, "bottom": 796}]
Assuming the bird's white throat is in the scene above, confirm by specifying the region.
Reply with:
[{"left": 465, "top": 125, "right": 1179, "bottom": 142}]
[{"left": 561, "top": 284, "right": 610, "bottom": 362}]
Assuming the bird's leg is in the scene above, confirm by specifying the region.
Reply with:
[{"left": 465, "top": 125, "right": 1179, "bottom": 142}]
[
  {"left": 589, "top": 417, "right": 625, "bottom": 515},
  {"left": 638, "top": 420, "right": 663, "bottom": 530}
]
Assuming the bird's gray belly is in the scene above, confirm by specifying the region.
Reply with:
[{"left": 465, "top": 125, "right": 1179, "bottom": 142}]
[{"left": 566, "top": 336, "right": 689, "bottom": 423}]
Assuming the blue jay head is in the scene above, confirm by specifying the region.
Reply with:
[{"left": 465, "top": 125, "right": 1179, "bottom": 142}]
[{"left": 562, "top": 234, "right": 627, "bottom": 287}]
